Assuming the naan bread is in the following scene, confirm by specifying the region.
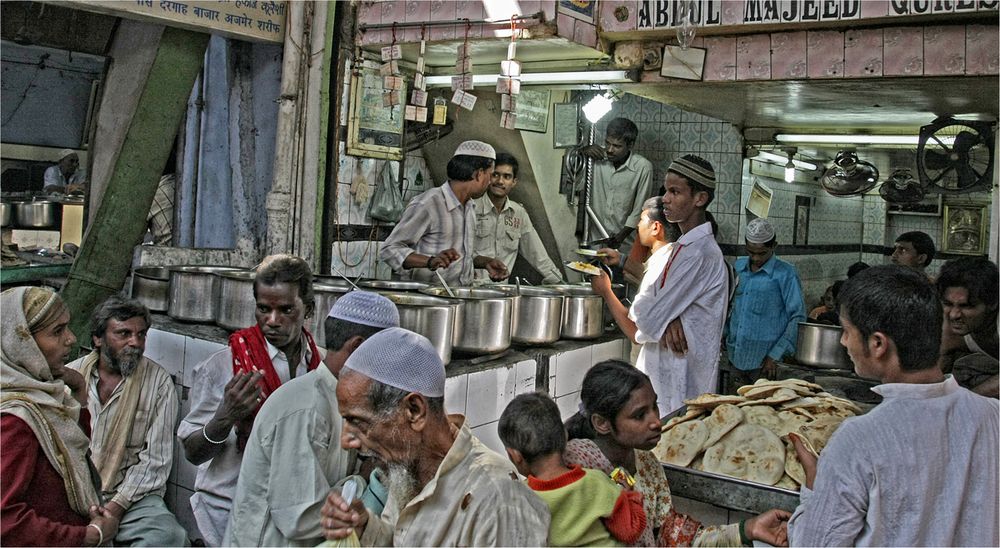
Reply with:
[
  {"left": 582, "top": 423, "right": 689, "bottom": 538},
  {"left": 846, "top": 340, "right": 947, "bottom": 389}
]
[
  {"left": 737, "top": 387, "right": 800, "bottom": 406},
  {"left": 701, "top": 404, "right": 744, "bottom": 447},
  {"left": 798, "top": 416, "right": 846, "bottom": 454},
  {"left": 654, "top": 420, "right": 709, "bottom": 466},
  {"left": 683, "top": 393, "right": 747, "bottom": 408},
  {"left": 661, "top": 407, "right": 708, "bottom": 431},
  {"left": 702, "top": 424, "right": 785, "bottom": 486},
  {"left": 783, "top": 439, "right": 806, "bottom": 485},
  {"left": 775, "top": 474, "right": 799, "bottom": 491}
]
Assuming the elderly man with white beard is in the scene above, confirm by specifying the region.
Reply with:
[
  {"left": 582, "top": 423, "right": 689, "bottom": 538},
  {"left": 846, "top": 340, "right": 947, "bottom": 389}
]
[
  {"left": 319, "top": 327, "right": 550, "bottom": 546},
  {"left": 68, "top": 296, "right": 187, "bottom": 546}
]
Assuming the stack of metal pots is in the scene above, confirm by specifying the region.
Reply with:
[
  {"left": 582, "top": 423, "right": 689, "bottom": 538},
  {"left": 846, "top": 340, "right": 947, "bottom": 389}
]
[
  {"left": 492, "top": 285, "right": 565, "bottom": 344},
  {"left": 166, "top": 266, "right": 246, "bottom": 323},
  {"left": 544, "top": 285, "right": 606, "bottom": 340}
]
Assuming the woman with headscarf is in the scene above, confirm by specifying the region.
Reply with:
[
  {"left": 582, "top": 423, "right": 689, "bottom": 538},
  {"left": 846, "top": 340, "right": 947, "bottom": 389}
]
[{"left": 1, "top": 287, "right": 119, "bottom": 546}]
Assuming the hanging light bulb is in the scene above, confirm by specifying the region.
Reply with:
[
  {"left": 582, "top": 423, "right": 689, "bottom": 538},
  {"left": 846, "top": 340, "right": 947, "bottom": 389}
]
[
  {"left": 677, "top": 1, "right": 696, "bottom": 50},
  {"left": 784, "top": 153, "right": 796, "bottom": 182},
  {"left": 583, "top": 92, "right": 615, "bottom": 124}
]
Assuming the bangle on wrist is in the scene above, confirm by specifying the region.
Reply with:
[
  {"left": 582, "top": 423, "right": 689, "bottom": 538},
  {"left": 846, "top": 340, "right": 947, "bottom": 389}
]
[
  {"left": 738, "top": 519, "right": 751, "bottom": 546},
  {"left": 426, "top": 255, "right": 437, "bottom": 270},
  {"left": 88, "top": 523, "right": 104, "bottom": 546},
  {"left": 202, "top": 425, "right": 228, "bottom": 445}
]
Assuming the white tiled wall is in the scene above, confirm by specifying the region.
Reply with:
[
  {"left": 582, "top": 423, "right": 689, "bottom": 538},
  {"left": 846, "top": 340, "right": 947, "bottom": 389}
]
[{"left": 549, "top": 339, "right": 629, "bottom": 421}]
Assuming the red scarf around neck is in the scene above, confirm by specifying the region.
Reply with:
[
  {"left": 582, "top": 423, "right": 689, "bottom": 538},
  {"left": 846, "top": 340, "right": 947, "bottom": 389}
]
[{"left": 229, "top": 324, "right": 321, "bottom": 449}]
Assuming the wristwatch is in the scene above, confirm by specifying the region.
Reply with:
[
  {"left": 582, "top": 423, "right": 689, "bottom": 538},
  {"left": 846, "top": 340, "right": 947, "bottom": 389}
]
[{"left": 426, "top": 255, "right": 438, "bottom": 271}]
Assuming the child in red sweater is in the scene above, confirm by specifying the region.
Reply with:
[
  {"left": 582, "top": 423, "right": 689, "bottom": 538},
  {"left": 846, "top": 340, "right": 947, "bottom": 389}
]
[{"left": 499, "top": 392, "right": 646, "bottom": 547}]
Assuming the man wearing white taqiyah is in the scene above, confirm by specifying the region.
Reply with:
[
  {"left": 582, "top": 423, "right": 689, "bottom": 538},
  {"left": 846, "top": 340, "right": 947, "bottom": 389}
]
[
  {"left": 380, "top": 140, "right": 509, "bottom": 286},
  {"left": 43, "top": 149, "right": 86, "bottom": 193},
  {"left": 225, "top": 291, "right": 399, "bottom": 547},
  {"left": 320, "top": 327, "right": 551, "bottom": 546}
]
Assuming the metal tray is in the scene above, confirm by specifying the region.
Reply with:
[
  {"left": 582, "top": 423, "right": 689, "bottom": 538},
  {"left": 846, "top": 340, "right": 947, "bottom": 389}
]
[{"left": 658, "top": 406, "right": 801, "bottom": 514}]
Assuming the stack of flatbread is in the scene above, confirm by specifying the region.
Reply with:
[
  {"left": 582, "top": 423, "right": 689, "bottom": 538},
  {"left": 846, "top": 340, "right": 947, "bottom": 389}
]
[{"left": 653, "top": 378, "right": 862, "bottom": 491}]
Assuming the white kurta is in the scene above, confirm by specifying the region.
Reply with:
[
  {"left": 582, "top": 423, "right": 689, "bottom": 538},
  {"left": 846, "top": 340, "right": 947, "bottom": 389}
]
[
  {"left": 788, "top": 376, "right": 999, "bottom": 546},
  {"left": 359, "top": 417, "right": 550, "bottom": 547},
  {"left": 224, "top": 365, "right": 353, "bottom": 547},
  {"left": 176, "top": 342, "right": 313, "bottom": 546},
  {"left": 629, "top": 222, "right": 729, "bottom": 417}
]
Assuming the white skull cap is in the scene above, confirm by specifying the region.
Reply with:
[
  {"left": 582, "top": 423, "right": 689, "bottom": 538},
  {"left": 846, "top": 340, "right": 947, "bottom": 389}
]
[
  {"left": 343, "top": 327, "right": 445, "bottom": 398},
  {"left": 746, "top": 218, "right": 776, "bottom": 244},
  {"left": 327, "top": 290, "right": 400, "bottom": 328},
  {"left": 453, "top": 140, "right": 496, "bottom": 160},
  {"left": 58, "top": 149, "right": 78, "bottom": 160}
]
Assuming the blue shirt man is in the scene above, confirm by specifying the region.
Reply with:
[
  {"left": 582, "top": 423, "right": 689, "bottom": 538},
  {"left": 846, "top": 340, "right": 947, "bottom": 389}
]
[{"left": 725, "top": 218, "right": 806, "bottom": 388}]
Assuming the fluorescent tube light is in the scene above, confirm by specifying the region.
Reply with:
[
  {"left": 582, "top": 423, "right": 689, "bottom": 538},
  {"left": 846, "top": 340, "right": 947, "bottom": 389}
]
[
  {"left": 776, "top": 133, "right": 955, "bottom": 145},
  {"left": 755, "top": 150, "right": 817, "bottom": 171},
  {"left": 424, "top": 70, "right": 634, "bottom": 87}
]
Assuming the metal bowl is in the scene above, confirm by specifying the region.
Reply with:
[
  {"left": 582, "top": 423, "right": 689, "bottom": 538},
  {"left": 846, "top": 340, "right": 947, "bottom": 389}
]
[
  {"left": 380, "top": 292, "right": 461, "bottom": 364},
  {"left": 167, "top": 265, "right": 246, "bottom": 322},
  {"left": 420, "top": 287, "right": 514, "bottom": 354},
  {"left": 359, "top": 279, "right": 430, "bottom": 292},
  {"left": 131, "top": 266, "right": 171, "bottom": 312},
  {"left": 795, "top": 322, "right": 852, "bottom": 369},
  {"left": 492, "top": 285, "right": 564, "bottom": 344}
]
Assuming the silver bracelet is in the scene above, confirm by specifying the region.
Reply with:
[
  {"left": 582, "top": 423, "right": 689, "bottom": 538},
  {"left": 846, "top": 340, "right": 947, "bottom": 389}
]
[
  {"left": 88, "top": 523, "right": 104, "bottom": 546},
  {"left": 202, "top": 425, "right": 228, "bottom": 444}
]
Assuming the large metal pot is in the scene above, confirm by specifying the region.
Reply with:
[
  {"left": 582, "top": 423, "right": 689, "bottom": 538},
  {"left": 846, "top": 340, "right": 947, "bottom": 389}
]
[
  {"left": 131, "top": 267, "right": 171, "bottom": 312},
  {"left": 421, "top": 287, "right": 514, "bottom": 355},
  {"left": 359, "top": 280, "right": 429, "bottom": 292},
  {"left": 310, "top": 282, "right": 352, "bottom": 349},
  {"left": 13, "top": 200, "right": 57, "bottom": 228},
  {"left": 381, "top": 292, "right": 461, "bottom": 364},
  {"left": 216, "top": 271, "right": 257, "bottom": 331},
  {"left": 795, "top": 322, "right": 852, "bottom": 369},
  {"left": 1, "top": 202, "right": 10, "bottom": 227},
  {"left": 493, "top": 286, "right": 564, "bottom": 344},
  {"left": 547, "top": 285, "right": 605, "bottom": 340},
  {"left": 168, "top": 266, "right": 245, "bottom": 322}
]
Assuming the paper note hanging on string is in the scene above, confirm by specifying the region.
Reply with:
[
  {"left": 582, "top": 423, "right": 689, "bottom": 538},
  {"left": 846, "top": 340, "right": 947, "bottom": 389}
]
[
  {"left": 382, "top": 90, "right": 400, "bottom": 107},
  {"left": 501, "top": 112, "right": 517, "bottom": 129},
  {"left": 379, "top": 61, "right": 399, "bottom": 76},
  {"left": 405, "top": 105, "right": 418, "bottom": 121},
  {"left": 501, "top": 94, "right": 516, "bottom": 111},
  {"left": 383, "top": 76, "right": 403, "bottom": 90},
  {"left": 496, "top": 77, "right": 521, "bottom": 95},
  {"left": 451, "top": 74, "right": 473, "bottom": 91},
  {"left": 415, "top": 106, "right": 427, "bottom": 122},
  {"left": 381, "top": 44, "right": 402, "bottom": 61},
  {"left": 410, "top": 89, "right": 427, "bottom": 107},
  {"left": 451, "top": 90, "right": 477, "bottom": 111},
  {"left": 413, "top": 73, "right": 425, "bottom": 91}
]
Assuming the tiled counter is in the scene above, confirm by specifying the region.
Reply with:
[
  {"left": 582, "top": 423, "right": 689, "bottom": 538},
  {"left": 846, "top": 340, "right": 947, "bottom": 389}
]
[{"left": 145, "top": 315, "right": 628, "bottom": 542}]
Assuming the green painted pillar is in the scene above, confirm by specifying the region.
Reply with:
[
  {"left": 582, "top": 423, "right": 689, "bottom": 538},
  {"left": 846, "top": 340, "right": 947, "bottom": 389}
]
[{"left": 61, "top": 26, "right": 209, "bottom": 353}]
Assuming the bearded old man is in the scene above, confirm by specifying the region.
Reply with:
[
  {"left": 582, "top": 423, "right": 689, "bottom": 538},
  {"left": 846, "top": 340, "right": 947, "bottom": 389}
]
[
  {"left": 320, "top": 327, "right": 550, "bottom": 546},
  {"left": 67, "top": 296, "right": 187, "bottom": 546}
]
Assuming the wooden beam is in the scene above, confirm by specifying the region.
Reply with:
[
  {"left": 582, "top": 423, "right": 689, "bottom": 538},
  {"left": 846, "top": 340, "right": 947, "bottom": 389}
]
[{"left": 61, "top": 26, "right": 208, "bottom": 353}]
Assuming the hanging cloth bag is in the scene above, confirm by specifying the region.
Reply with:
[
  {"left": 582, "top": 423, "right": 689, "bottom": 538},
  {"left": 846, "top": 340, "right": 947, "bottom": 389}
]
[{"left": 368, "top": 161, "right": 404, "bottom": 223}]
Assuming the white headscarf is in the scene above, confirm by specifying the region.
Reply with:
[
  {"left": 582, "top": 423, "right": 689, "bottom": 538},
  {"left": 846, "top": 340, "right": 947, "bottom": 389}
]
[{"left": 0, "top": 287, "right": 100, "bottom": 516}]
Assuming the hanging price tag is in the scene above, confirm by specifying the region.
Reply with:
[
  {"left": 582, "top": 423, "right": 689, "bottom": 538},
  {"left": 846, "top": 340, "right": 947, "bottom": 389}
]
[
  {"left": 501, "top": 111, "right": 517, "bottom": 129},
  {"left": 501, "top": 94, "right": 516, "bottom": 111},
  {"left": 410, "top": 89, "right": 427, "bottom": 107},
  {"left": 413, "top": 73, "right": 425, "bottom": 91}
]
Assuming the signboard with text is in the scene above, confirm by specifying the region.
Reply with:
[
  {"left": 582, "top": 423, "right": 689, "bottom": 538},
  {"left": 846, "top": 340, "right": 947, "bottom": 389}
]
[{"left": 47, "top": 0, "right": 286, "bottom": 43}]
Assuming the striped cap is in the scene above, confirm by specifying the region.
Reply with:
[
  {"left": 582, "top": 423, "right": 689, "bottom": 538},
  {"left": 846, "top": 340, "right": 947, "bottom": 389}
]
[{"left": 667, "top": 155, "right": 716, "bottom": 189}]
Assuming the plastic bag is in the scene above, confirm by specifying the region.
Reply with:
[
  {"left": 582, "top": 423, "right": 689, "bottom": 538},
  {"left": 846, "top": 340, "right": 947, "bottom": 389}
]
[{"left": 368, "top": 161, "right": 404, "bottom": 223}]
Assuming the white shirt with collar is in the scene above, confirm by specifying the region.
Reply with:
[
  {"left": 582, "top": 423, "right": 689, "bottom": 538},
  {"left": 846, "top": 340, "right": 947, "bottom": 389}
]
[{"left": 177, "top": 338, "right": 316, "bottom": 546}]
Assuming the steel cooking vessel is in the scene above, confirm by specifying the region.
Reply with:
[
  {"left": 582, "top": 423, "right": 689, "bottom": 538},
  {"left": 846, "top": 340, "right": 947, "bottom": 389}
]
[
  {"left": 168, "top": 266, "right": 245, "bottom": 322},
  {"left": 546, "top": 285, "right": 605, "bottom": 340},
  {"left": 493, "top": 285, "right": 564, "bottom": 344},
  {"left": 13, "top": 200, "right": 57, "bottom": 228},
  {"left": 420, "top": 287, "right": 513, "bottom": 354},
  {"left": 795, "top": 322, "right": 852, "bottom": 369},
  {"left": 131, "top": 266, "right": 171, "bottom": 312},
  {"left": 215, "top": 271, "right": 257, "bottom": 331},
  {"left": 309, "top": 282, "right": 352, "bottom": 349},
  {"left": 381, "top": 292, "right": 461, "bottom": 364},
  {"left": 0, "top": 202, "right": 10, "bottom": 227},
  {"left": 359, "top": 280, "right": 429, "bottom": 292}
]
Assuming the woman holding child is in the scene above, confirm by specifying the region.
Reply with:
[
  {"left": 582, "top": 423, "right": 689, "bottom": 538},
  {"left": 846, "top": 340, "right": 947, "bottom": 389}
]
[{"left": 564, "top": 360, "right": 790, "bottom": 547}]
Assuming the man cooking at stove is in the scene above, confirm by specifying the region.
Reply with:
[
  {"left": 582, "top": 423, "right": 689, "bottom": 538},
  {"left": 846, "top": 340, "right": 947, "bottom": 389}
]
[
  {"left": 474, "top": 152, "right": 563, "bottom": 285},
  {"left": 787, "top": 265, "right": 999, "bottom": 546},
  {"left": 723, "top": 218, "right": 807, "bottom": 392},
  {"left": 581, "top": 118, "right": 654, "bottom": 258},
  {"left": 380, "top": 140, "right": 507, "bottom": 286},
  {"left": 937, "top": 257, "right": 998, "bottom": 398}
]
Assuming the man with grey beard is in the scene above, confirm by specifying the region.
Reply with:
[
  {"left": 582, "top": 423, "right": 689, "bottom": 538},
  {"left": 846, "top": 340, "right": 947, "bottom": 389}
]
[
  {"left": 68, "top": 296, "right": 187, "bottom": 546},
  {"left": 319, "top": 327, "right": 550, "bottom": 546}
]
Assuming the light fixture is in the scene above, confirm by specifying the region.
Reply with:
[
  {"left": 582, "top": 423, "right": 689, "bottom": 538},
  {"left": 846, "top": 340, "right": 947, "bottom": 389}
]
[
  {"left": 676, "top": 1, "right": 696, "bottom": 49},
  {"left": 776, "top": 133, "right": 956, "bottom": 146},
  {"left": 424, "top": 70, "right": 635, "bottom": 87},
  {"left": 582, "top": 92, "right": 615, "bottom": 124},
  {"left": 784, "top": 154, "right": 796, "bottom": 183},
  {"left": 754, "top": 150, "right": 817, "bottom": 171}
]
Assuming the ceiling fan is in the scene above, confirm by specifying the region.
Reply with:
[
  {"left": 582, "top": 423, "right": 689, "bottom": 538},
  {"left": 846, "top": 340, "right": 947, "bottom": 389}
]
[
  {"left": 879, "top": 168, "right": 925, "bottom": 204},
  {"left": 820, "top": 151, "right": 879, "bottom": 196},
  {"left": 916, "top": 116, "right": 995, "bottom": 194}
]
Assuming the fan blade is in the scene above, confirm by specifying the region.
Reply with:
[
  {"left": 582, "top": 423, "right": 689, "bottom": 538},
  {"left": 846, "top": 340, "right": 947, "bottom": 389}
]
[
  {"left": 924, "top": 149, "right": 953, "bottom": 171},
  {"left": 955, "top": 161, "right": 979, "bottom": 189},
  {"left": 952, "top": 131, "right": 981, "bottom": 154}
]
